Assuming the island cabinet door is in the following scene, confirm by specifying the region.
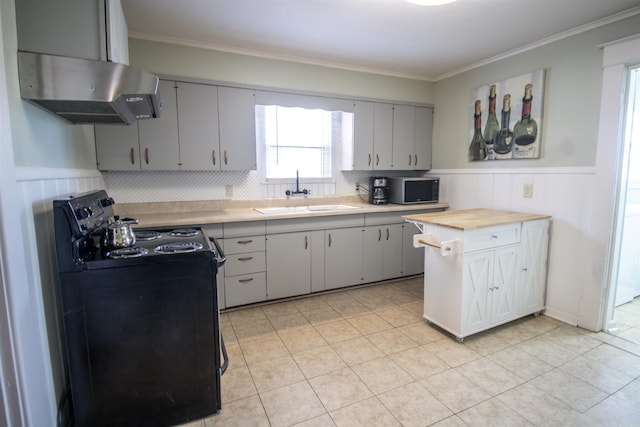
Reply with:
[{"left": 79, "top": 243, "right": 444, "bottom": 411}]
[
  {"left": 518, "top": 219, "right": 550, "bottom": 315},
  {"left": 461, "top": 251, "right": 492, "bottom": 334},
  {"left": 490, "top": 245, "right": 520, "bottom": 325}
]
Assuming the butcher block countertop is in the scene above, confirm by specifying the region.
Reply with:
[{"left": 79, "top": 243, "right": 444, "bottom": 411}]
[
  {"left": 115, "top": 195, "right": 449, "bottom": 228},
  {"left": 403, "top": 208, "right": 551, "bottom": 230}
]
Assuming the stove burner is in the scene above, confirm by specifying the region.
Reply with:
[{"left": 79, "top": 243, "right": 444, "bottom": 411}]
[
  {"left": 154, "top": 242, "right": 204, "bottom": 254},
  {"left": 106, "top": 247, "right": 149, "bottom": 259},
  {"left": 169, "top": 228, "right": 199, "bottom": 237},
  {"left": 135, "top": 230, "right": 163, "bottom": 241}
]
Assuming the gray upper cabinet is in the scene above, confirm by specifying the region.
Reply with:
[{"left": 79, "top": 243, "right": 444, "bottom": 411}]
[
  {"left": 392, "top": 105, "right": 433, "bottom": 171},
  {"left": 95, "top": 122, "right": 140, "bottom": 171},
  {"left": 138, "top": 80, "right": 180, "bottom": 170},
  {"left": 218, "top": 87, "right": 257, "bottom": 171},
  {"left": 414, "top": 106, "right": 434, "bottom": 170},
  {"left": 345, "top": 101, "right": 432, "bottom": 171},
  {"left": 95, "top": 82, "right": 258, "bottom": 171},
  {"left": 176, "top": 82, "right": 220, "bottom": 170},
  {"left": 392, "top": 105, "right": 415, "bottom": 170},
  {"left": 347, "top": 101, "right": 393, "bottom": 170},
  {"left": 95, "top": 80, "right": 180, "bottom": 170}
]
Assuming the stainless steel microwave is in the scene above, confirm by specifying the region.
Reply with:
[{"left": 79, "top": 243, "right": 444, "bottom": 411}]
[{"left": 388, "top": 177, "right": 440, "bottom": 204}]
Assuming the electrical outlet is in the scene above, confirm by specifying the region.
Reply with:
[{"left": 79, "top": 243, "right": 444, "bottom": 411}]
[
  {"left": 356, "top": 184, "right": 360, "bottom": 192},
  {"left": 226, "top": 185, "right": 233, "bottom": 198},
  {"left": 523, "top": 183, "right": 533, "bottom": 198}
]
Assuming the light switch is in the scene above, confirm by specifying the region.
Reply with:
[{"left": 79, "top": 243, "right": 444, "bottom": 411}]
[{"left": 523, "top": 183, "right": 533, "bottom": 198}]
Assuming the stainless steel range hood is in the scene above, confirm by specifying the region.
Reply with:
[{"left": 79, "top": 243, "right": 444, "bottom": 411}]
[{"left": 18, "top": 51, "right": 161, "bottom": 125}]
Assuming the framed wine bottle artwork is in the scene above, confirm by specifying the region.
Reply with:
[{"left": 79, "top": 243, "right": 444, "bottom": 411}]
[{"left": 468, "top": 69, "right": 545, "bottom": 161}]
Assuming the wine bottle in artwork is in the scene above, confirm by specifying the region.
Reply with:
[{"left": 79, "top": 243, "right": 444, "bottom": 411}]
[
  {"left": 483, "top": 84, "right": 499, "bottom": 160},
  {"left": 493, "top": 94, "right": 513, "bottom": 159},
  {"left": 513, "top": 83, "right": 538, "bottom": 158},
  {"left": 468, "top": 100, "right": 487, "bottom": 161}
]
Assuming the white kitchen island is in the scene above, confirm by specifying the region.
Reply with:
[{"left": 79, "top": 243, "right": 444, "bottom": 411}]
[{"left": 403, "top": 209, "right": 551, "bottom": 342}]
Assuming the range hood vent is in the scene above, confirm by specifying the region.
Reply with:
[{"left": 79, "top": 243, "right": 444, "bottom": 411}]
[{"left": 18, "top": 51, "right": 161, "bottom": 125}]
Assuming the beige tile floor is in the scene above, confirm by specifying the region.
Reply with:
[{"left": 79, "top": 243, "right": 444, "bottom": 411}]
[{"left": 185, "top": 277, "right": 640, "bottom": 427}]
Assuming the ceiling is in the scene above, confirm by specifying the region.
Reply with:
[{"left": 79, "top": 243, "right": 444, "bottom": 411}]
[{"left": 121, "top": 0, "right": 640, "bottom": 81}]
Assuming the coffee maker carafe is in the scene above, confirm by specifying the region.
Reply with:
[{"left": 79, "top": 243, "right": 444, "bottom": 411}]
[{"left": 369, "top": 177, "right": 390, "bottom": 205}]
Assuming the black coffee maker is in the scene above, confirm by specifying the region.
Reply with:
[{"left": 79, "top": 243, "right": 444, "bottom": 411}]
[{"left": 369, "top": 177, "right": 390, "bottom": 205}]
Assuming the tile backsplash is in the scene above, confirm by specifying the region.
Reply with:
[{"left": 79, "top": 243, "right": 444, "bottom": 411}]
[{"left": 102, "top": 170, "right": 384, "bottom": 203}]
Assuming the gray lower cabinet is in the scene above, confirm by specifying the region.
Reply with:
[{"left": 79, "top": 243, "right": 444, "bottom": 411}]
[
  {"left": 363, "top": 224, "right": 403, "bottom": 282},
  {"left": 222, "top": 234, "right": 267, "bottom": 307},
  {"left": 324, "top": 227, "right": 364, "bottom": 290},
  {"left": 402, "top": 223, "right": 425, "bottom": 276},
  {"left": 210, "top": 208, "right": 442, "bottom": 308},
  {"left": 266, "top": 232, "right": 311, "bottom": 300}
]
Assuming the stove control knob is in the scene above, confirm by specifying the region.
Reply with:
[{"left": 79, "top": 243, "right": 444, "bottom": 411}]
[
  {"left": 75, "top": 207, "right": 92, "bottom": 219},
  {"left": 100, "top": 197, "right": 115, "bottom": 207}
]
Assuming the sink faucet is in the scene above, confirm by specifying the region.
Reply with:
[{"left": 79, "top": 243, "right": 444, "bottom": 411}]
[{"left": 286, "top": 170, "right": 310, "bottom": 197}]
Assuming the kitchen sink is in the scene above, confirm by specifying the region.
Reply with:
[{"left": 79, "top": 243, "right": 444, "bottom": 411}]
[
  {"left": 254, "top": 204, "right": 361, "bottom": 215},
  {"left": 306, "top": 204, "right": 361, "bottom": 211}
]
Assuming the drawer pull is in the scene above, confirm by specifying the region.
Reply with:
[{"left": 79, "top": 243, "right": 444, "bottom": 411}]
[
  {"left": 238, "top": 278, "right": 254, "bottom": 283},
  {"left": 521, "top": 267, "right": 528, "bottom": 272},
  {"left": 491, "top": 234, "right": 498, "bottom": 239},
  {"left": 237, "top": 257, "right": 254, "bottom": 262},
  {"left": 237, "top": 240, "right": 253, "bottom": 244}
]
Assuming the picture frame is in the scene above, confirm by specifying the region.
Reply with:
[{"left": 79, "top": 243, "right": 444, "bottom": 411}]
[{"left": 468, "top": 69, "right": 545, "bottom": 161}]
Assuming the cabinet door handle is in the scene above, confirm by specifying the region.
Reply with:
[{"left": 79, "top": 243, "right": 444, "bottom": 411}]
[
  {"left": 414, "top": 154, "right": 418, "bottom": 166},
  {"left": 408, "top": 154, "right": 412, "bottom": 166},
  {"left": 130, "top": 148, "right": 135, "bottom": 165},
  {"left": 212, "top": 149, "right": 216, "bottom": 165},
  {"left": 238, "top": 278, "right": 254, "bottom": 283},
  {"left": 328, "top": 233, "right": 332, "bottom": 247},
  {"left": 386, "top": 228, "right": 390, "bottom": 240},
  {"left": 304, "top": 235, "right": 308, "bottom": 250},
  {"left": 521, "top": 267, "right": 528, "bottom": 272},
  {"left": 237, "top": 256, "right": 254, "bottom": 262},
  {"left": 237, "top": 240, "right": 253, "bottom": 244},
  {"left": 376, "top": 154, "right": 379, "bottom": 166},
  {"left": 378, "top": 229, "right": 382, "bottom": 241},
  {"left": 368, "top": 154, "right": 372, "bottom": 166},
  {"left": 224, "top": 150, "right": 228, "bottom": 165},
  {"left": 145, "top": 148, "right": 149, "bottom": 164}
]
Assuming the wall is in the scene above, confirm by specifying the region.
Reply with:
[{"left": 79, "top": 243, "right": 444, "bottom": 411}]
[
  {"left": 432, "top": 14, "right": 640, "bottom": 328},
  {"left": 1, "top": 0, "right": 105, "bottom": 424},
  {"left": 128, "top": 39, "right": 435, "bottom": 104}
]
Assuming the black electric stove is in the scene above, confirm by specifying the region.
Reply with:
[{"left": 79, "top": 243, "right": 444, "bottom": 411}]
[{"left": 53, "top": 190, "right": 227, "bottom": 427}]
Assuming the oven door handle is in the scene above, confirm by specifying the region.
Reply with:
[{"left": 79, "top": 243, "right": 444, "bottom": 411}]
[
  {"left": 219, "top": 333, "right": 229, "bottom": 376},
  {"left": 209, "top": 237, "right": 226, "bottom": 267}
]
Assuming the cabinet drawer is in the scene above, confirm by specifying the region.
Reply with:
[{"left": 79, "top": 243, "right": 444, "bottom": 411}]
[
  {"left": 225, "top": 251, "right": 266, "bottom": 276},
  {"left": 224, "top": 236, "right": 265, "bottom": 254},
  {"left": 465, "top": 224, "right": 521, "bottom": 252},
  {"left": 225, "top": 272, "right": 266, "bottom": 307}
]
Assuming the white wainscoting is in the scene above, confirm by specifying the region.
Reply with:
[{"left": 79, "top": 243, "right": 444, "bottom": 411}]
[
  {"left": 14, "top": 167, "right": 104, "bottom": 417},
  {"left": 432, "top": 167, "right": 597, "bottom": 327}
]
